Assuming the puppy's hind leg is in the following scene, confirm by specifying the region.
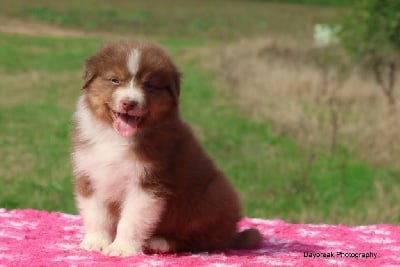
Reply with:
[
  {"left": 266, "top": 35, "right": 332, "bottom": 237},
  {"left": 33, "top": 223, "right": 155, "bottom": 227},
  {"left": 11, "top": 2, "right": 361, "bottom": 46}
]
[{"left": 144, "top": 236, "right": 180, "bottom": 254}]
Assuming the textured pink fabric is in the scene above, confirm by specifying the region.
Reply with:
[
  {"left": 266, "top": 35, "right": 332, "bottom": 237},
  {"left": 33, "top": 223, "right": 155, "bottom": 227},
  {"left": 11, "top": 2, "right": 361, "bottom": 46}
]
[{"left": 0, "top": 209, "right": 399, "bottom": 267}]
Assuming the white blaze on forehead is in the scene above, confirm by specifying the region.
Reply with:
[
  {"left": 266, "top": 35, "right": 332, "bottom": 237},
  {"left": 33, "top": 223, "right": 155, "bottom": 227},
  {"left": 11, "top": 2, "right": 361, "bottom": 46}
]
[{"left": 127, "top": 48, "right": 140, "bottom": 75}]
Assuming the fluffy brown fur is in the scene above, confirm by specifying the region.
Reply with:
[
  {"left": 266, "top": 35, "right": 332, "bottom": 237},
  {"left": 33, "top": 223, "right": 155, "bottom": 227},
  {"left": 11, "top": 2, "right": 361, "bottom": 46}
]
[{"left": 72, "top": 40, "right": 262, "bottom": 255}]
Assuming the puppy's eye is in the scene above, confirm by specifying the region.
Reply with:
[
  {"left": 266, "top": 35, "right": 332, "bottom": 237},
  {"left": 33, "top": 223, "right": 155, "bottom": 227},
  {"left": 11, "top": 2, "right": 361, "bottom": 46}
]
[
  {"left": 143, "top": 82, "right": 154, "bottom": 90},
  {"left": 111, "top": 78, "right": 120, "bottom": 85}
]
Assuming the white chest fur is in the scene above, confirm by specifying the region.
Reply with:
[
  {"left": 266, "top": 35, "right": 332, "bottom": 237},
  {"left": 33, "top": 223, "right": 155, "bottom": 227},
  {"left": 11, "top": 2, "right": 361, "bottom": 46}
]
[{"left": 72, "top": 96, "right": 147, "bottom": 201}]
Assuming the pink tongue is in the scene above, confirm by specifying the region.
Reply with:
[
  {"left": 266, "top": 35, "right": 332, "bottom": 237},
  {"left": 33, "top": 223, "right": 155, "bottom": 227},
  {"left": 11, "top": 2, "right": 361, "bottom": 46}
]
[{"left": 114, "top": 114, "right": 139, "bottom": 137}]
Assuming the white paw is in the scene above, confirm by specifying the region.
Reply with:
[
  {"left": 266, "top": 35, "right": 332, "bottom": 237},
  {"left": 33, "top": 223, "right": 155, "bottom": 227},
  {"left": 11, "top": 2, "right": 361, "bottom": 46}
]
[
  {"left": 146, "top": 237, "right": 170, "bottom": 253},
  {"left": 80, "top": 233, "right": 111, "bottom": 252},
  {"left": 103, "top": 241, "right": 141, "bottom": 257}
]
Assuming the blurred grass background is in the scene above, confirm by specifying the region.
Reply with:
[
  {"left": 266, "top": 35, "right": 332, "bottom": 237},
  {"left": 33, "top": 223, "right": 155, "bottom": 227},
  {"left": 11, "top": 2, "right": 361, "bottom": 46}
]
[{"left": 0, "top": 0, "right": 399, "bottom": 225}]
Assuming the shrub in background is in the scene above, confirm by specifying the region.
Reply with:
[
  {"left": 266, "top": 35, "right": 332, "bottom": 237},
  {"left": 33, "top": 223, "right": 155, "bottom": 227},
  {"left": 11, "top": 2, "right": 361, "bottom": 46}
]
[{"left": 341, "top": 0, "right": 400, "bottom": 106}]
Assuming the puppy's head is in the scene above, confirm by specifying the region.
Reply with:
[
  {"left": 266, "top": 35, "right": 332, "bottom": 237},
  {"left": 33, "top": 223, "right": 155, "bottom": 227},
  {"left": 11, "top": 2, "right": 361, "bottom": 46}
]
[{"left": 82, "top": 41, "right": 181, "bottom": 137}]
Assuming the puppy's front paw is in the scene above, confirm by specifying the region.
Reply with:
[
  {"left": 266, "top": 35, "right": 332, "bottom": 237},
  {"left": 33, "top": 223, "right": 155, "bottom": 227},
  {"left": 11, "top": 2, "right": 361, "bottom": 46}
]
[
  {"left": 103, "top": 241, "right": 141, "bottom": 257},
  {"left": 80, "top": 233, "right": 111, "bottom": 252}
]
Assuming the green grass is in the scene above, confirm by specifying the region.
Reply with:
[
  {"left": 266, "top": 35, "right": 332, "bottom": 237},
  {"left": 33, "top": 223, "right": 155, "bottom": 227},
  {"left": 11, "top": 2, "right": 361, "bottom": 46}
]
[
  {"left": 0, "top": 35, "right": 99, "bottom": 73},
  {"left": 180, "top": 62, "right": 400, "bottom": 224},
  {"left": 0, "top": 35, "right": 99, "bottom": 212},
  {"left": 0, "top": 1, "right": 399, "bottom": 225},
  {"left": 0, "top": 0, "right": 346, "bottom": 42},
  {"left": 259, "top": 0, "right": 356, "bottom": 7}
]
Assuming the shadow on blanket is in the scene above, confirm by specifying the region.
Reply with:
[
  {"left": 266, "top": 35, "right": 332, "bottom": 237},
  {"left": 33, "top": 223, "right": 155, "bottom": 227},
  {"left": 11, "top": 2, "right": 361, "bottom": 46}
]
[{"left": 225, "top": 238, "right": 323, "bottom": 256}]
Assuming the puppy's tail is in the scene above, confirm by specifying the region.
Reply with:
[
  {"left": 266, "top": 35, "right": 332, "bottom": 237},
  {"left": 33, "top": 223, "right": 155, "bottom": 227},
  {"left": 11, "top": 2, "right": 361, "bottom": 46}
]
[{"left": 232, "top": 228, "right": 263, "bottom": 250}]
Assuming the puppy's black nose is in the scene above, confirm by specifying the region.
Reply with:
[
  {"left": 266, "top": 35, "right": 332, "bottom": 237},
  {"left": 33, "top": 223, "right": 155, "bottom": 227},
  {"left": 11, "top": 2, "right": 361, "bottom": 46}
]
[{"left": 122, "top": 99, "right": 138, "bottom": 111}]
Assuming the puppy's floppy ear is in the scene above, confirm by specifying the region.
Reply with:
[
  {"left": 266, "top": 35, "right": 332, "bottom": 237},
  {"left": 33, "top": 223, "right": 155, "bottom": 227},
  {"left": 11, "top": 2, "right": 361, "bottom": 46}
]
[
  {"left": 82, "top": 57, "right": 97, "bottom": 90},
  {"left": 169, "top": 69, "right": 181, "bottom": 104}
]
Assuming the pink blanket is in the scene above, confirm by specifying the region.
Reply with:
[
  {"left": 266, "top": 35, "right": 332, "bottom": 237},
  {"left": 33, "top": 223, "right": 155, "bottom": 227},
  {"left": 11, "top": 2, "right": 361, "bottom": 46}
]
[{"left": 0, "top": 209, "right": 399, "bottom": 266}]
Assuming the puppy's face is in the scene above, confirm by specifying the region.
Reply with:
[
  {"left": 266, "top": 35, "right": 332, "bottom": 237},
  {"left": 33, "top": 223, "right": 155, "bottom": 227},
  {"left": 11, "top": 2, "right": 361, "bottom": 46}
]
[{"left": 83, "top": 41, "right": 181, "bottom": 137}]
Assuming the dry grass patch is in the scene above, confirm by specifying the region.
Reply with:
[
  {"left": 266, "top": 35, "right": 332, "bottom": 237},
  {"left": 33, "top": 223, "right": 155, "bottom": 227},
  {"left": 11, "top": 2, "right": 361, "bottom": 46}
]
[
  {"left": 205, "top": 38, "right": 400, "bottom": 166},
  {"left": 0, "top": 16, "right": 90, "bottom": 37}
]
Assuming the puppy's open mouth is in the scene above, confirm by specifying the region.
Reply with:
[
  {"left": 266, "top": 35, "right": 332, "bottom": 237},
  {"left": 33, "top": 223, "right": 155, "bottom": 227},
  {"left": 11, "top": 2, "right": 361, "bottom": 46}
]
[{"left": 111, "top": 110, "right": 143, "bottom": 137}]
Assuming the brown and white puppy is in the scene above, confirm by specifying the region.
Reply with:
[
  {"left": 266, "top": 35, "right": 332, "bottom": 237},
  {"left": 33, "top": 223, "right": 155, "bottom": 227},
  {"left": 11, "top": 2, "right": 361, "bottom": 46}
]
[{"left": 71, "top": 41, "right": 262, "bottom": 256}]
